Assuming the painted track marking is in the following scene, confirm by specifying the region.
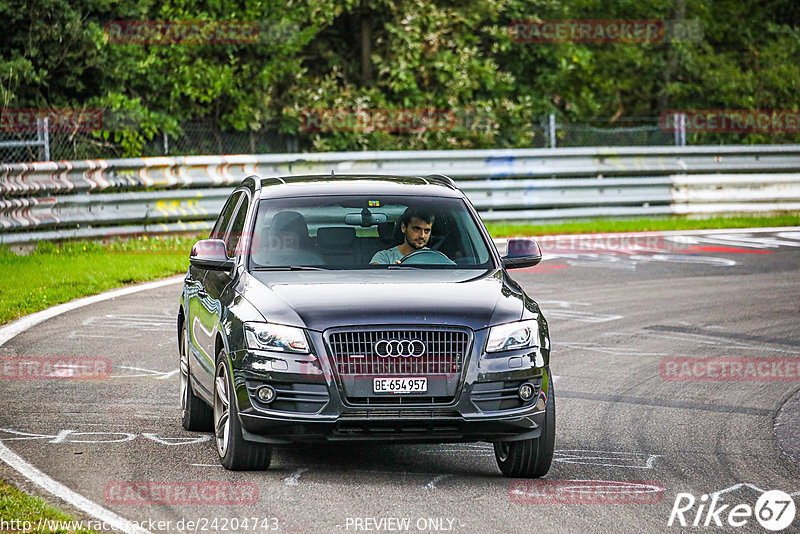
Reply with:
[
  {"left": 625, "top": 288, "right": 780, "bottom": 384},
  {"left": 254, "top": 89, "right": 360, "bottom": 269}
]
[
  {"left": 425, "top": 474, "right": 451, "bottom": 489},
  {"left": 284, "top": 468, "right": 309, "bottom": 486},
  {"left": 0, "top": 440, "right": 151, "bottom": 534},
  {"left": 0, "top": 276, "right": 183, "bottom": 533},
  {"left": 710, "top": 482, "right": 800, "bottom": 499}
]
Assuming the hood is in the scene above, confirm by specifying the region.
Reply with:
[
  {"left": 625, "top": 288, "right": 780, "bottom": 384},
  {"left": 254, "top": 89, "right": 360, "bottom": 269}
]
[{"left": 242, "top": 269, "right": 524, "bottom": 331}]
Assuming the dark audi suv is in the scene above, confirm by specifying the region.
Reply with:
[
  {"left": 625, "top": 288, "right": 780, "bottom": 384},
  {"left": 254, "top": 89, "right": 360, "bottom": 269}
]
[{"left": 178, "top": 174, "right": 554, "bottom": 477}]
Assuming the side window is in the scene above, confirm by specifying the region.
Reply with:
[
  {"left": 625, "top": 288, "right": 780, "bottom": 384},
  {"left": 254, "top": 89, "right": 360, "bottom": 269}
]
[
  {"left": 210, "top": 192, "right": 242, "bottom": 240},
  {"left": 226, "top": 195, "right": 250, "bottom": 257}
]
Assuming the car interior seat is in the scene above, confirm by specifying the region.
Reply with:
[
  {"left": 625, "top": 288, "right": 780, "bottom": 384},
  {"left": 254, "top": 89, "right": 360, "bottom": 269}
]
[{"left": 316, "top": 226, "right": 358, "bottom": 265}]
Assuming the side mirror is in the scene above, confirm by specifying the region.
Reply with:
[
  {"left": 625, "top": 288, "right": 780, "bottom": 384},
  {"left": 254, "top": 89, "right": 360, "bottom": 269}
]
[
  {"left": 189, "top": 239, "right": 234, "bottom": 271},
  {"left": 501, "top": 237, "right": 542, "bottom": 269}
]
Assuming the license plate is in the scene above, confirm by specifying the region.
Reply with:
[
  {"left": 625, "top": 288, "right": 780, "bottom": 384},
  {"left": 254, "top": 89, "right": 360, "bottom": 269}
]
[{"left": 373, "top": 377, "right": 427, "bottom": 394}]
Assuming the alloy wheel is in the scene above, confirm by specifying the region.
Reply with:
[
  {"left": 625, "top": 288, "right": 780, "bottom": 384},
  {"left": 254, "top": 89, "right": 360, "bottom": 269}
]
[
  {"left": 179, "top": 327, "right": 189, "bottom": 411},
  {"left": 214, "top": 362, "right": 231, "bottom": 458}
]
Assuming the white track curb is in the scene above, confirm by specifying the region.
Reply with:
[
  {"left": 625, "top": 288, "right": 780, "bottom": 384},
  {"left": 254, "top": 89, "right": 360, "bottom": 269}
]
[{"left": 0, "top": 275, "right": 184, "bottom": 534}]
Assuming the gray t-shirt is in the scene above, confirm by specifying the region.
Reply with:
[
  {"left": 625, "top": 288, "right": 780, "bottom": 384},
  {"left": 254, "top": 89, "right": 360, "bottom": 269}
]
[
  {"left": 370, "top": 246, "right": 405, "bottom": 264},
  {"left": 370, "top": 246, "right": 431, "bottom": 264}
]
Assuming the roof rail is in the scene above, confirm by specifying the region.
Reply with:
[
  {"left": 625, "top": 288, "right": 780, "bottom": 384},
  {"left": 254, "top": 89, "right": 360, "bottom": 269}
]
[
  {"left": 422, "top": 174, "right": 457, "bottom": 189},
  {"left": 259, "top": 176, "right": 287, "bottom": 187},
  {"left": 242, "top": 174, "right": 262, "bottom": 191}
]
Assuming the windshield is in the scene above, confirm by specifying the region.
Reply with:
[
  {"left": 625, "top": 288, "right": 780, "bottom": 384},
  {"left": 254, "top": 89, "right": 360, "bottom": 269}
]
[{"left": 248, "top": 195, "right": 494, "bottom": 270}]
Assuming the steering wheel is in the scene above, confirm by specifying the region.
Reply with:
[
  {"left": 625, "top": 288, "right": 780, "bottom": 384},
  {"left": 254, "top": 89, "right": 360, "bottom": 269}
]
[{"left": 399, "top": 249, "right": 456, "bottom": 265}]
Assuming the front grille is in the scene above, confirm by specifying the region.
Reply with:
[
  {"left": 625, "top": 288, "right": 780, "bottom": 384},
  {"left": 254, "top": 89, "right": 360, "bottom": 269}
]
[
  {"left": 344, "top": 395, "right": 453, "bottom": 406},
  {"left": 333, "top": 416, "right": 462, "bottom": 438},
  {"left": 327, "top": 328, "right": 469, "bottom": 376},
  {"left": 340, "top": 410, "right": 461, "bottom": 419}
]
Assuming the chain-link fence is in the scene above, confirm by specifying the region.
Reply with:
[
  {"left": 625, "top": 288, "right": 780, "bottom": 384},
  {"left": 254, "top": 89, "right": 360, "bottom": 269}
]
[
  {"left": 4, "top": 114, "right": 796, "bottom": 164},
  {"left": 555, "top": 119, "right": 676, "bottom": 147},
  {"left": 140, "top": 122, "right": 297, "bottom": 158},
  {"left": 30, "top": 122, "right": 296, "bottom": 162},
  {"left": 0, "top": 118, "right": 50, "bottom": 163}
]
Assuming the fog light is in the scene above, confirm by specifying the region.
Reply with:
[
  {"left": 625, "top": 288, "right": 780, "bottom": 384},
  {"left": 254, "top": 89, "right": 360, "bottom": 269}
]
[
  {"left": 256, "top": 385, "right": 276, "bottom": 404},
  {"left": 518, "top": 383, "right": 535, "bottom": 402}
]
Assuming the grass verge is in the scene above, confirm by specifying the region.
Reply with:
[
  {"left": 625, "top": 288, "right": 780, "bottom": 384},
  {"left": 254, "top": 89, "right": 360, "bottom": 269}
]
[
  {"left": 0, "top": 480, "right": 97, "bottom": 533},
  {"left": 0, "top": 235, "right": 194, "bottom": 326}
]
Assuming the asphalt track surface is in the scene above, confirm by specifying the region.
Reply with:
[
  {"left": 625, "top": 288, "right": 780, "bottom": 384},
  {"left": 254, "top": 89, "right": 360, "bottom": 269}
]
[{"left": 1, "top": 228, "right": 799, "bottom": 534}]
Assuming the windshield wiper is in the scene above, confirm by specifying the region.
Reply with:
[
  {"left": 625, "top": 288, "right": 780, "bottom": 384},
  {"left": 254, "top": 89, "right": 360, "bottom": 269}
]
[
  {"left": 386, "top": 264, "right": 424, "bottom": 269},
  {"left": 252, "top": 265, "right": 327, "bottom": 271}
]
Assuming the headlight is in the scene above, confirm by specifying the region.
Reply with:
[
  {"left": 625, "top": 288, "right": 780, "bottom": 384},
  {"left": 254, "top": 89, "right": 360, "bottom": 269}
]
[
  {"left": 486, "top": 319, "right": 540, "bottom": 353},
  {"left": 244, "top": 322, "right": 310, "bottom": 353}
]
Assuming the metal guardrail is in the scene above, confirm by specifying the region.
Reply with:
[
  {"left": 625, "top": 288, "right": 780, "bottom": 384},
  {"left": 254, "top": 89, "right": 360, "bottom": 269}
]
[{"left": 2, "top": 145, "right": 800, "bottom": 244}]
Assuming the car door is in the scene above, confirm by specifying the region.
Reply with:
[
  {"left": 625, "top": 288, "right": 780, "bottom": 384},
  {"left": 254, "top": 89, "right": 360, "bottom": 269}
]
[
  {"left": 195, "top": 190, "right": 251, "bottom": 393},
  {"left": 187, "top": 191, "right": 243, "bottom": 396}
]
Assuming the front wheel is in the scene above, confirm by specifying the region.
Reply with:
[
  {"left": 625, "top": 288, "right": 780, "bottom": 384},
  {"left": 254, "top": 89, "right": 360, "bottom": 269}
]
[
  {"left": 213, "top": 354, "right": 272, "bottom": 471},
  {"left": 493, "top": 370, "right": 556, "bottom": 478}
]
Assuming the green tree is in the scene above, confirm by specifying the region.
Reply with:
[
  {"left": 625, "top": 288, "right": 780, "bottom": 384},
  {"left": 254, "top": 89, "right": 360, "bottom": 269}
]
[{"left": 2, "top": 0, "right": 799, "bottom": 158}]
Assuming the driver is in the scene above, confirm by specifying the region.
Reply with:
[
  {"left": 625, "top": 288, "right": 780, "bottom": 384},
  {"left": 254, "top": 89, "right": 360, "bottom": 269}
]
[{"left": 370, "top": 207, "right": 436, "bottom": 264}]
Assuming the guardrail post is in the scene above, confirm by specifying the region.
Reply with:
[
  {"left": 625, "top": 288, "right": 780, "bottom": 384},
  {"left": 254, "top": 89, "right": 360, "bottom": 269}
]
[
  {"left": 37, "top": 117, "right": 51, "bottom": 161},
  {"left": 673, "top": 113, "right": 687, "bottom": 147},
  {"left": 679, "top": 113, "right": 686, "bottom": 146},
  {"left": 286, "top": 135, "right": 298, "bottom": 153},
  {"left": 163, "top": 131, "right": 169, "bottom": 155},
  {"left": 549, "top": 113, "right": 556, "bottom": 148},
  {"left": 673, "top": 114, "right": 679, "bottom": 146}
]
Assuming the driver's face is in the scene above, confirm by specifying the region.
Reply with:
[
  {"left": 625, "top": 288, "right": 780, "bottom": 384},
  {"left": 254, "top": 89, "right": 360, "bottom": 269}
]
[{"left": 402, "top": 217, "right": 432, "bottom": 250}]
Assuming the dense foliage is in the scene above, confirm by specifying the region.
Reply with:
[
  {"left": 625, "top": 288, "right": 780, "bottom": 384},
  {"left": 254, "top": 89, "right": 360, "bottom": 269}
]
[{"left": 2, "top": 0, "right": 799, "bottom": 156}]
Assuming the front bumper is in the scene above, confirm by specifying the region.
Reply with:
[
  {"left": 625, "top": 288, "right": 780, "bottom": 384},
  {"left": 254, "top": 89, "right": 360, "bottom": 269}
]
[
  {"left": 239, "top": 404, "right": 546, "bottom": 444},
  {"left": 231, "top": 328, "right": 550, "bottom": 444}
]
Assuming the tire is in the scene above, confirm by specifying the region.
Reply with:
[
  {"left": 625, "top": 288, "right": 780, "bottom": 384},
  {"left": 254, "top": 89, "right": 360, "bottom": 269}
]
[
  {"left": 493, "top": 369, "right": 556, "bottom": 478},
  {"left": 213, "top": 353, "right": 272, "bottom": 471},
  {"left": 180, "top": 321, "right": 213, "bottom": 431}
]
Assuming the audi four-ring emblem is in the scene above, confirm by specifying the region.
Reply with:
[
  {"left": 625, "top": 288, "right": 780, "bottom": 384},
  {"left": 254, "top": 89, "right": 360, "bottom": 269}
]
[{"left": 374, "top": 339, "right": 426, "bottom": 358}]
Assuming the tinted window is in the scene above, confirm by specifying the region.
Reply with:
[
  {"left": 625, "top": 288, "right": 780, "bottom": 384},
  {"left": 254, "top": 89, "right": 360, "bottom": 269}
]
[
  {"left": 210, "top": 192, "right": 242, "bottom": 240},
  {"left": 248, "top": 195, "right": 493, "bottom": 270},
  {"left": 226, "top": 194, "right": 250, "bottom": 257}
]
